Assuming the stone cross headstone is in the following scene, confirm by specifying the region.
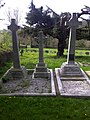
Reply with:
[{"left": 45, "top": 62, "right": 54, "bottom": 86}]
[
  {"left": 67, "top": 13, "right": 81, "bottom": 64},
  {"left": 60, "top": 13, "right": 84, "bottom": 79},
  {"left": 2, "top": 19, "right": 27, "bottom": 80},
  {"left": 8, "top": 19, "right": 20, "bottom": 69},
  {"left": 33, "top": 31, "right": 50, "bottom": 78}
]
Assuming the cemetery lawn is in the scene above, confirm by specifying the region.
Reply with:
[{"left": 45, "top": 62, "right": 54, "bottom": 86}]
[
  {"left": 0, "top": 96, "right": 90, "bottom": 120},
  {"left": 0, "top": 48, "right": 90, "bottom": 120}
]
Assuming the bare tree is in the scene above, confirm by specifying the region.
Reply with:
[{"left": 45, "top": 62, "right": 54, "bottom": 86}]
[
  {"left": 0, "top": 0, "right": 5, "bottom": 20},
  {"left": 5, "top": 8, "right": 12, "bottom": 23},
  {"left": 13, "top": 8, "right": 21, "bottom": 24},
  {"left": 5, "top": 7, "right": 22, "bottom": 24},
  {"left": 0, "top": 0, "right": 5, "bottom": 8}
]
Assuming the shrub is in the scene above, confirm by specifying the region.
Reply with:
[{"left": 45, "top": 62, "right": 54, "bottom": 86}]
[
  {"left": 76, "top": 39, "right": 90, "bottom": 49},
  {"left": 2, "top": 76, "right": 9, "bottom": 83}
]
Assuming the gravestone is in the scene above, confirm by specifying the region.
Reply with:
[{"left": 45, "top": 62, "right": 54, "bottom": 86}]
[
  {"left": 67, "top": 13, "right": 81, "bottom": 63},
  {"left": 60, "top": 13, "right": 85, "bottom": 80},
  {"left": 8, "top": 19, "right": 20, "bottom": 69},
  {"left": 45, "top": 50, "right": 49, "bottom": 53},
  {"left": 33, "top": 31, "right": 50, "bottom": 78},
  {"left": 20, "top": 49, "right": 24, "bottom": 56},
  {"left": 4, "top": 19, "right": 27, "bottom": 80},
  {"left": 85, "top": 52, "right": 89, "bottom": 55},
  {"left": 80, "top": 52, "right": 82, "bottom": 56}
]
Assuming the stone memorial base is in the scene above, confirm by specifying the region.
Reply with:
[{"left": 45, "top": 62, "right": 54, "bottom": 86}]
[
  {"left": 33, "top": 63, "right": 50, "bottom": 79},
  {"left": 3, "top": 66, "right": 27, "bottom": 80},
  {"left": 60, "top": 62, "right": 85, "bottom": 80}
]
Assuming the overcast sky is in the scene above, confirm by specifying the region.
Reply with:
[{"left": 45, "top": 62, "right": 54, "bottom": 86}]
[{"left": 0, "top": 0, "right": 90, "bottom": 30}]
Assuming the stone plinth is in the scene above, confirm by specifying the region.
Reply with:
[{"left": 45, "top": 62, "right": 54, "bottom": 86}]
[
  {"left": 3, "top": 66, "right": 27, "bottom": 80},
  {"left": 33, "top": 64, "right": 50, "bottom": 79},
  {"left": 60, "top": 62, "right": 85, "bottom": 80}
]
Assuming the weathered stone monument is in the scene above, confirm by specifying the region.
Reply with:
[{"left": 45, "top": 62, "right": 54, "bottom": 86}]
[
  {"left": 60, "top": 13, "right": 85, "bottom": 80},
  {"left": 8, "top": 19, "right": 20, "bottom": 69},
  {"left": 33, "top": 31, "right": 50, "bottom": 78},
  {"left": 3, "top": 19, "right": 27, "bottom": 80},
  {"left": 55, "top": 13, "right": 90, "bottom": 97}
]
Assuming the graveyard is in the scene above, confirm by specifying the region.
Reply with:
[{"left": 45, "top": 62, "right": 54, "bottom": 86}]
[
  {"left": 0, "top": 1, "right": 90, "bottom": 120},
  {"left": 0, "top": 47, "right": 90, "bottom": 120},
  {"left": 0, "top": 39, "right": 90, "bottom": 119},
  {"left": 0, "top": 14, "right": 90, "bottom": 97}
]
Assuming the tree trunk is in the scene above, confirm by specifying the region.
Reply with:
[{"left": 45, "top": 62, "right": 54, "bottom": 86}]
[
  {"left": 57, "top": 39, "right": 65, "bottom": 57},
  {"left": 57, "top": 28, "right": 67, "bottom": 57}
]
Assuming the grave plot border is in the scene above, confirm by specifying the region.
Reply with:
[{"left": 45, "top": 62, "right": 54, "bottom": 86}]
[
  {"left": 55, "top": 68, "right": 90, "bottom": 98},
  {"left": 0, "top": 69, "right": 56, "bottom": 96}
]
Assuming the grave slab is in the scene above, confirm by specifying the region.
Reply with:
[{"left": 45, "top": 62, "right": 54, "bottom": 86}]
[{"left": 55, "top": 68, "right": 90, "bottom": 97}]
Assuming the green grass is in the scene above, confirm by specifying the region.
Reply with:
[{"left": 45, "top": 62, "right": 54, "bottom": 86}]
[
  {"left": 20, "top": 48, "right": 90, "bottom": 71},
  {"left": 0, "top": 96, "right": 90, "bottom": 120},
  {"left": 0, "top": 62, "right": 12, "bottom": 77},
  {"left": 0, "top": 46, "right": 11, "bottom": 54},
  {"left": 0, "top": 48, "right": 90, "bottom": 77},
  {"left": 0, "top": 48, "right": 90, "bottom": 120}
]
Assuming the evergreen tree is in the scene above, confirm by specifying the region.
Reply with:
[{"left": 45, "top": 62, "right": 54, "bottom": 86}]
[
  {"left": 25, "top": 1, "right": 71, "bottom": 56},
  {"left": 26, "top": 1, "right": 54, "bottom": 29}
]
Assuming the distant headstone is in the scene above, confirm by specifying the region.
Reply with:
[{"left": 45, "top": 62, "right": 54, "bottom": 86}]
[
  {"left": 33, "top": 50, "right": 37, "bottom": 52},
  {"left": 50, "top": 50, "right": 53, "bottom": 53},
  {"left": 85, "top": 52, "right": 89, "bottom": 55},
  {"left": 33, "top": 31, "right": 50, "bottom": 78},
  {"left": 80, "top": 52, "right": 82, "bottom": 56},
  {"left": 54, "top": 51, "right": 56, "bottom": 53},
  {"left": 45, "top": 50, "right": 49, "bottom": 53},
  {"left": 20, "top": 49, "right": 24, "bottom": 56}
]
